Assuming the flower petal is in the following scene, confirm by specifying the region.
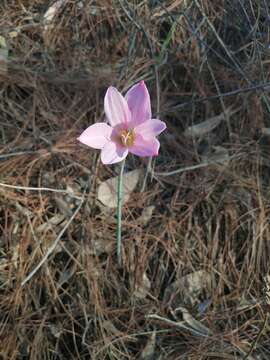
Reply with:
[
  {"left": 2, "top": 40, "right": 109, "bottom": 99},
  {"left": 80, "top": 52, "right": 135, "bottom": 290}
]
[
  {"left": 125, "top": 81, "right": 151, "bottom": 126},
  {"left": 104, "top": 87, "right": 131, "bottom": 127},
  {"left": 129, "top": 135, "right": 160, "bottom": 157},
  {"left": 78, "top": 123, "right": 112, "bottom": 149},
  {"left": 135, "top": 119, "right": 166, "bottom": 139},
  {"left": 101, "top": 141, "right": 128, "bottom": 164}
]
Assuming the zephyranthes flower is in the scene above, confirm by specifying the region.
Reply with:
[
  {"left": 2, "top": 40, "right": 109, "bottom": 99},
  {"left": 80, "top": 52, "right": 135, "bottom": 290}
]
[{"left": 78, "top": 81, "right": 166, "bottom": 164}]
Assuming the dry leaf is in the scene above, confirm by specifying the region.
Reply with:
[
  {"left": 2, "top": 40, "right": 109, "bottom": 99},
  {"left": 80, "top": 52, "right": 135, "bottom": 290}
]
[
  {"left": 153, "top": 0, "right": 183, "bottom": 18},
  {"left": 134, "top": 272, "right": 151, "bottom": 299},
  {"left": 184, "top": 107, "right": 237, "bottom": 138},
  {"left": 77, "top": 1, "right": 84, "bottom": 9},
  {"left": 36, "top": 214, "right": 66, "bottom": 233},
  {"left": 11, "top": 244, "right": 20, "bottom": 269},
  {"left": 0, "top": 258, "right": 9, "bottom": 284},
  {"left": 98, "top": 169, "right": 141, "bottom": 208},
  {"left": 44, "top": 0, "right": 65, "bottom": 26},
  {"left": 176, "top": 307, "right": 211, "bottom": 336},
  {"left": 90, "top": 234, "right": 114, "bottom": 255},
  {"left": 8, "top": 31, "right": 19, "bottom": 38},
  {"left": 43, "top": 0, "right": 66, "bottom": 42},
  {"left": 49, "top": 323, "right": 63, "bottom": 338},
  {"left": 15, "top": 202, "right": 34, "bottom": 218},
  {"left": 201, "top": 146, "right": 230, "bottom": 165},
  {"left": 164, "top": 270, "right": 212, "bottom": 307},
  {"left": 54, "top": 197, "right": 73, "bottom": 217},
  {"left": 147, "top": 313, "right": 209, "bottom": 339},
  {"left": 261, "top": 128, "right": 270, "bottom": 135},
  {"left": 140, "top": 331, "right": 156, "bottom": 360},
  {"left": 0, "top": 36, "right": 7, "bottom": 50},
  {"left": 102, "top": 320, "right": 122, "bottom": 337},
  {"left": 0, "top": 35, "right": 8, "bottom": 75},
  {"left": 139, "top": 205, "right": 155, "bottom": 226}
]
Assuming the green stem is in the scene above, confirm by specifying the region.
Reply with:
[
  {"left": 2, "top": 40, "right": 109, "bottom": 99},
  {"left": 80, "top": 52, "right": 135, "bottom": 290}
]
[{"left": 117, "top": 159, "right": 125, "bottom": 267}]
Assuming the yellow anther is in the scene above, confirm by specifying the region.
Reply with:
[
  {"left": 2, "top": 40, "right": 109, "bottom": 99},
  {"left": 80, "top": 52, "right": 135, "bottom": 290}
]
[{"left": 119, "top": 129, "right": 135, "bottom": 147}]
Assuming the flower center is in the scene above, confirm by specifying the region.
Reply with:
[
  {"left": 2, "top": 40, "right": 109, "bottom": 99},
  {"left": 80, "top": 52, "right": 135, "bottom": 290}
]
[{"left": 119, "top": 129, "right": 135, "bottom": 147}]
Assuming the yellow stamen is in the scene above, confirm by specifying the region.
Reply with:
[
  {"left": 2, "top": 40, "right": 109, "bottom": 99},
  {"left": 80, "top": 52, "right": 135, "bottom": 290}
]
[{"left": 119, "top": 129, "right": 135, "bottom": 147}]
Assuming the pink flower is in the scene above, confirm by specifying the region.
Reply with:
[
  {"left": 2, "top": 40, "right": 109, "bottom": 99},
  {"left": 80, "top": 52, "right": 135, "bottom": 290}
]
[{"left": 78, "top": 81, "right": 166, "bottom": 164}]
